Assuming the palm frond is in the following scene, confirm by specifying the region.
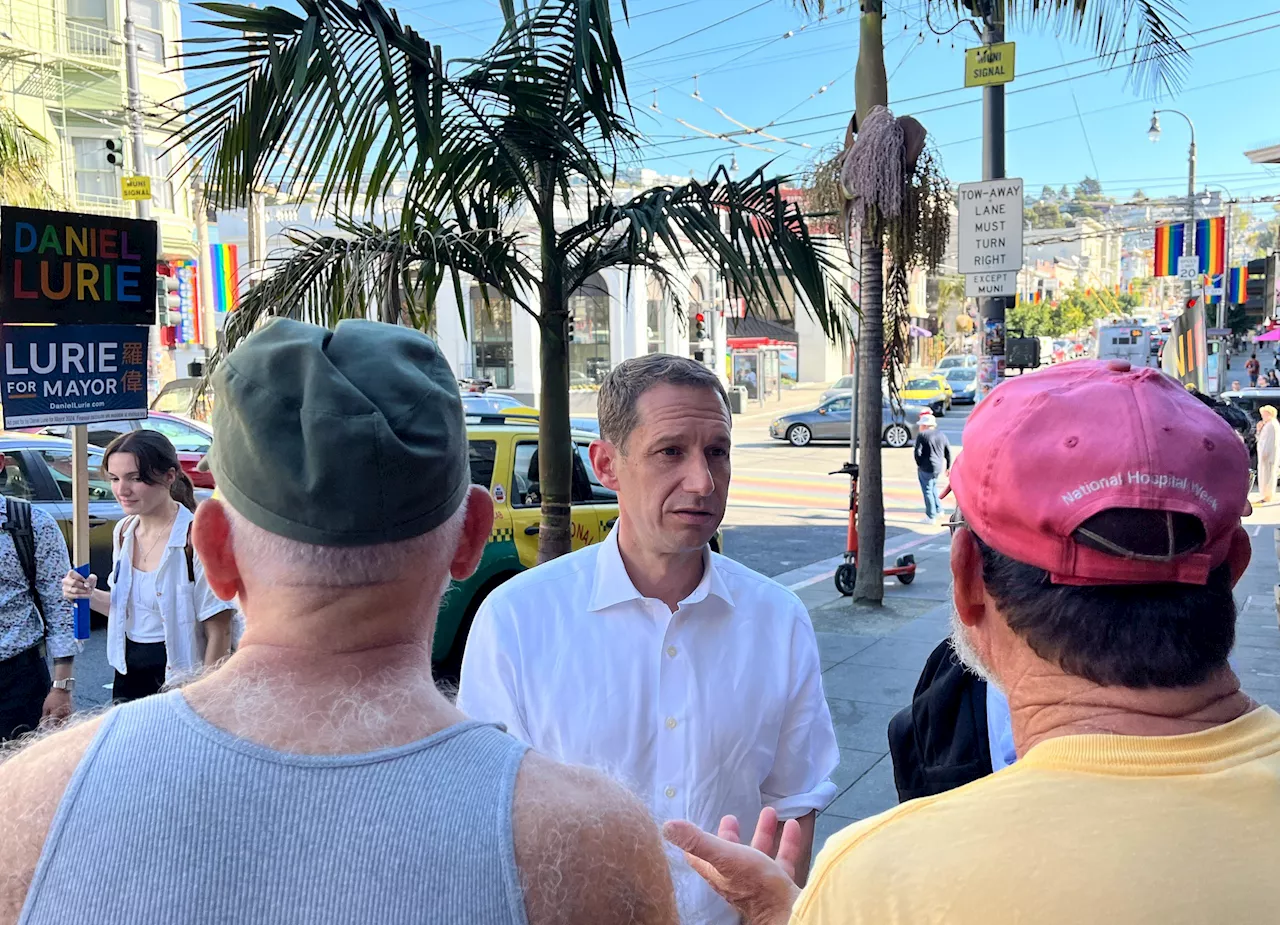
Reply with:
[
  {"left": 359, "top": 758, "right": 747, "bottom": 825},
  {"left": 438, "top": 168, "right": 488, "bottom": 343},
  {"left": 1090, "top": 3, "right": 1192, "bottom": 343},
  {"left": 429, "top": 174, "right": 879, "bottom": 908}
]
[
  {"left": 0, "top": 108, "right": 61, "bottom": 207},
  {"left": 560, "top": 165, "right": 855, "bottom": 343}
]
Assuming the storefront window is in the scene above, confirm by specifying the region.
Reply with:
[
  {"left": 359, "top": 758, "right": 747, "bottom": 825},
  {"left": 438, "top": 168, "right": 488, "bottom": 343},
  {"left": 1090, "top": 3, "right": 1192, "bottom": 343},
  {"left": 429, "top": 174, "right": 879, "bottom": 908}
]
[
  {"left": 569, "top": 274, "right": 610, "bottom": 386},
  {"left": 646, "top": 277, "right": 663, "bottom": 354},
  {"left": 471, "top": 285, "right": 513, "bottom": 388}
]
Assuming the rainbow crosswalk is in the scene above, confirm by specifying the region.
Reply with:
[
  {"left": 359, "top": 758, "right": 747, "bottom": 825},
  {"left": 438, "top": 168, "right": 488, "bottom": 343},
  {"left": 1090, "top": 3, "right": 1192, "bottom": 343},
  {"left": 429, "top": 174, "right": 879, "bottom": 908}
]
[{"left": 729, "top": 469, "right": 939, "bottom": 526}]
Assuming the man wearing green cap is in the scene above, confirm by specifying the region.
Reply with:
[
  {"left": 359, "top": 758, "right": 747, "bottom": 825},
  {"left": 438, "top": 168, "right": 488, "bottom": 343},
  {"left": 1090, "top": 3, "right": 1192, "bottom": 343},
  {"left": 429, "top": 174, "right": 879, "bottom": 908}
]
[{"left": 0, "top": 318, "right": 676, "bottom": 925}]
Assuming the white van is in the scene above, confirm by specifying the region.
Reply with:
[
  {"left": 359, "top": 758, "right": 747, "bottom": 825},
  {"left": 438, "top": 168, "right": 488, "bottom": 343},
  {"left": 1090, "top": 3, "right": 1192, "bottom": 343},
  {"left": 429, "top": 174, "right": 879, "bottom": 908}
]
[{"left": 1095, "top": 323, "right": 1158, "bottom": 367}]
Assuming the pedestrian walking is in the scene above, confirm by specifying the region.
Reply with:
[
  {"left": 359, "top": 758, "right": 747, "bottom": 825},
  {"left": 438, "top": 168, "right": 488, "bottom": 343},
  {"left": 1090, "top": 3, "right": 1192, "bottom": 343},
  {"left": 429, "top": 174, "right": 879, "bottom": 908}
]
[
  {"left": 0, "top": 318, "right": 676, "bottom": 925},
  {"left": 1256, "top": 405, "right": 1280, "bottom": 503},
  {"left": 60, "top": 430, "right": 236, "bottom": 702},
  {"left": 0, "top": 453, "right": 78, "bottom": 742},
  {"left": 668, "top": 358, "right": 1280, "bottom": 925},
  {"left": 1246, "top": 352, "right": 1260, "bottom": 386},
  {"left": 912, "top": 410, "right": 950, "bottom": 521},
  {"left": 459, "top": 354, "right": 838, "bottom": 925}
]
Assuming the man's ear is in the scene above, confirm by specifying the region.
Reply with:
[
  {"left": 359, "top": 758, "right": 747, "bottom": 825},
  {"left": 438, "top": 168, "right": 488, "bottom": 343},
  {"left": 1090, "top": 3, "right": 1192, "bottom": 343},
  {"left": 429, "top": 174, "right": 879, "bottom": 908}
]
[
  {"left": 192, "top": 500, "right": 241, "bottom": 602},
  {"left": 451, "top": 486, "right": 495, "bottom": 581},
  {"left": 589, "top": 439, "right": 622, "bottom": 492},
  {"left": 950, "top": 529, "right": 987, "bottom": 628},
  {"left": 1226, "top": 526, "right": 1252, "bottom": 587}
]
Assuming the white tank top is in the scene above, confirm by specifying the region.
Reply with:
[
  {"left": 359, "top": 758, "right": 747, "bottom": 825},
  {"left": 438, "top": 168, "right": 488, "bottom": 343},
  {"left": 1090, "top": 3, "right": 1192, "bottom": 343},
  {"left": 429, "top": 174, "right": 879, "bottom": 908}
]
[{"left": 125, "top": 567, "right": 166, "bottom": 644}]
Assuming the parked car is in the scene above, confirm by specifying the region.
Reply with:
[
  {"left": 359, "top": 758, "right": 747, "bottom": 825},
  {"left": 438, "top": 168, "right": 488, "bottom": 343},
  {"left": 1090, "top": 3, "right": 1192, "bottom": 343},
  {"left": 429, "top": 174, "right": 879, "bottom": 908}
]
[
  {"left": 935, "top": 354, "right": 978, "bottom": 371},
  {"left": 900, "top": 376, "right": 950, "bottom": 415},
  {"left": 433, "top": 418, "right": 721, "bottom": 676},
  {"left": 768, "top": 396, "right": 921, "bottom": 448},
  {"left": 0, "top": 433, "right": 212, "bottom": 589},
  {"left": 150, "top": 378, "right": 212, "bottom": 423},
  {"left": 820, "top": 375, "right": 855, "bottom": 404},
  {"left": 1219, "top": 388, "right": 1280, "bottom": 425},
  {"left": 940, "top": 367, "right": 978, "bottom": 404},
  {"left": 29, "top": 412, "right": 215, "bottom": 488}
]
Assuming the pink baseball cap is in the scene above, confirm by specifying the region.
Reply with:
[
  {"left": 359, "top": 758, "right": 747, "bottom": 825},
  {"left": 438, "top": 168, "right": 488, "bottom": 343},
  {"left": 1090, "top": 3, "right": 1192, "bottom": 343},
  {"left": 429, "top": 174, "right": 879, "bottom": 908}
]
[{"left": 948, "top": 359, "right": 1250, "bottom": 586}]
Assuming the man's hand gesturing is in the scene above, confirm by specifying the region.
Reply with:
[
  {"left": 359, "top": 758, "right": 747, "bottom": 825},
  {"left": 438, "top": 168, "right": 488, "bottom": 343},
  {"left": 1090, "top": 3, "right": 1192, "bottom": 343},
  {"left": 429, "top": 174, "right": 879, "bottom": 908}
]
[{"left": 664, "top": 806, "right": 803, "bottom": 925}]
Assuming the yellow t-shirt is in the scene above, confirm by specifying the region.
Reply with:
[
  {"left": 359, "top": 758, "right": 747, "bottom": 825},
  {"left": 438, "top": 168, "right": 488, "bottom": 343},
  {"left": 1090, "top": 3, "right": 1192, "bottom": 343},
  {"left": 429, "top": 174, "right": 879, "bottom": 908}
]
[{"left": 794, "top": 706, "right": 1280, "bottom": 925}]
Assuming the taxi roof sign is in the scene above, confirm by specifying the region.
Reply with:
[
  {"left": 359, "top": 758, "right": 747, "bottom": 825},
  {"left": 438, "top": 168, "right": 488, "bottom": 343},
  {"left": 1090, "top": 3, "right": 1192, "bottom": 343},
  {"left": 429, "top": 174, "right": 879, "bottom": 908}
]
[{"left": 965, "top": 42, "right": 1015, "bottom": 88}]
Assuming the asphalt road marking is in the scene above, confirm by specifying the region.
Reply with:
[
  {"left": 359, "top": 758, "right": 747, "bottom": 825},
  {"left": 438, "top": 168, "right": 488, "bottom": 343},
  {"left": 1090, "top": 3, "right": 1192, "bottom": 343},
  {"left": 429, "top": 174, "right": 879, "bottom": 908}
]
[{"left": 784, "top": 531, "right": 944, "bottom": 591}]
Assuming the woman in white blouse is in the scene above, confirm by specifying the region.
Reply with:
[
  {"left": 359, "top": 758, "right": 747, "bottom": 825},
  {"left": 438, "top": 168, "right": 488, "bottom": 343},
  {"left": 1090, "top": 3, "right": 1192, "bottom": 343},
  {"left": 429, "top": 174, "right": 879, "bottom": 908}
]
[{"left": 61, "top": 430, "right": 237, "bottom": 702}]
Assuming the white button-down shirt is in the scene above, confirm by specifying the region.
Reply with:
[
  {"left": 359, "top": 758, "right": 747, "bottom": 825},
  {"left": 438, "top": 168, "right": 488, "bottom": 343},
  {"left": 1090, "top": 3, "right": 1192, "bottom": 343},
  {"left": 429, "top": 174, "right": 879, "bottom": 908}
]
[{"left": 458, "top": 527, "right": 839, "bottom": 925}]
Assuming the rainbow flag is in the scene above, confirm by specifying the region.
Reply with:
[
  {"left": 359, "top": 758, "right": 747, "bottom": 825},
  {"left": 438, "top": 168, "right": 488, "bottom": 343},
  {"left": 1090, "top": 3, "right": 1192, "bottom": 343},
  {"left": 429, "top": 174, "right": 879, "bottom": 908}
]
[
  {"left": 208, "top": 244, "right": 240, "bottom": 313},
  {"left": 1153, "top": 223, "right": 1185, "bottom": 276},
  {"left": 1228, "top": 265, "right": 1249, "bottom": 303},
  {"left": 1195, "top": 216, "right": 1226, "bottom": 276}
]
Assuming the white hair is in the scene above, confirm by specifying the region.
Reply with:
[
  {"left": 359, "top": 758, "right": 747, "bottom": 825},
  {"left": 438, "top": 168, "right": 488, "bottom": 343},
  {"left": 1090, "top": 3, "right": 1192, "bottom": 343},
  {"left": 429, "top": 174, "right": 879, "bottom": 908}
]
[{"left": 227, "top": 499, "right": 467, "bottom": 589}]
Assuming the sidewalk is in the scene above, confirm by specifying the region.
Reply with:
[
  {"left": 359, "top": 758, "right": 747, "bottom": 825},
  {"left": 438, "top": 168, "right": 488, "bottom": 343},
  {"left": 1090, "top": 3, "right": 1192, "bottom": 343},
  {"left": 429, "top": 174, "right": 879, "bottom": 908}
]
[{"left": 782, "top": 506, "right": 1280, "bottom": 851}]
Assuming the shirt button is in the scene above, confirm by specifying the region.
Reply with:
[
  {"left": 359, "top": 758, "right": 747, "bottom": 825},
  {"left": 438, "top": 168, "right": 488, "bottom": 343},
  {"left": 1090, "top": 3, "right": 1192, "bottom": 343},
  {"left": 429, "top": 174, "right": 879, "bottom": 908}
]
[
  {"left": 666, "top": 646, "right": 677, "bottom": 657},
  {"left": 665, "top": 716, "right": 677, "bottom": 730},
  {"left": 664, "top": 786, "right": 676, "bottom": 799}
]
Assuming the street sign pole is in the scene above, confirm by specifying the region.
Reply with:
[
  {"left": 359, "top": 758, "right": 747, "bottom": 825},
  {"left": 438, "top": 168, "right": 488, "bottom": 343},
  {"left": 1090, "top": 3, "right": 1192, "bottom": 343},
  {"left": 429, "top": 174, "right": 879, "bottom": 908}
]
[{"left": 977, "top": 0, "right": 1006, "bottom": 402}]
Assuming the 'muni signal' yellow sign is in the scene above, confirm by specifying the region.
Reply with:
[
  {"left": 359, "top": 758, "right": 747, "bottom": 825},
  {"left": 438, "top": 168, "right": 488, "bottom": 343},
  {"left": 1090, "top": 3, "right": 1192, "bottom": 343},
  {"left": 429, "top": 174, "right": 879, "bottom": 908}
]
[
  {"left": 965, "top": 42, "right": 1015, "bottom": 88},
  {"left": 121, "top": 176, "right": 152, "bottom": 201}
]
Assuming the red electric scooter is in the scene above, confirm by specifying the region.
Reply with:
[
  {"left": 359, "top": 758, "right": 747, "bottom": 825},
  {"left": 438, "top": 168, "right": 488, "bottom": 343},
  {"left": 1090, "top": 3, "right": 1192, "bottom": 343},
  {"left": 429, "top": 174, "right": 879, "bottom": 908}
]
[{"left": 829, "top": 460, "right": 916, "bottom": 596}]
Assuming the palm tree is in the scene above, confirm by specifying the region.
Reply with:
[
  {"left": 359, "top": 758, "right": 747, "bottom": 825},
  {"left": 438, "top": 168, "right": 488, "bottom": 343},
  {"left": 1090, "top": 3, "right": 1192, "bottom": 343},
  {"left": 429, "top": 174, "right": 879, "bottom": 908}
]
[
  {"left": 178, "top": 0, "right": 853, "bottom": 562},
  {"left": 795, "top": 0, "right": 1190, "bottom": 602},
  {"left": 0, "top": 108, "right": 61, "bottom": 208}
]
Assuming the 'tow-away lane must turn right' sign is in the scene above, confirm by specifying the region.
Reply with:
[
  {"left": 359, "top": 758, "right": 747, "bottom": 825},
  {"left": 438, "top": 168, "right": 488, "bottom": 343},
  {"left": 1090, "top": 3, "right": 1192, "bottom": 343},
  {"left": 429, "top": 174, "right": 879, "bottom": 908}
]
[{"left": 957, "top": 178, "right": 1024, "bottom": 276}]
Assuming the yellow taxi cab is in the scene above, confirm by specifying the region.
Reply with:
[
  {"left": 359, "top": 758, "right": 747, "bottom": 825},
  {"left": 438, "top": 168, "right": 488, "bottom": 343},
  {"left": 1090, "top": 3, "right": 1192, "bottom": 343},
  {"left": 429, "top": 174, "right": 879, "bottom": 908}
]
[{"left": 900, "top": 375, "right": 951, "bottom": 415}]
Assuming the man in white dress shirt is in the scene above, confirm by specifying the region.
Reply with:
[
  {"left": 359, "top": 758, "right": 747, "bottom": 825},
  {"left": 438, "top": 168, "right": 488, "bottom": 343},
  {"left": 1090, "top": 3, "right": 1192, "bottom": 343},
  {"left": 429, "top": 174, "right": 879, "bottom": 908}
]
[{"left": 458, "top": 354, "right": 839, "bottom": 925}]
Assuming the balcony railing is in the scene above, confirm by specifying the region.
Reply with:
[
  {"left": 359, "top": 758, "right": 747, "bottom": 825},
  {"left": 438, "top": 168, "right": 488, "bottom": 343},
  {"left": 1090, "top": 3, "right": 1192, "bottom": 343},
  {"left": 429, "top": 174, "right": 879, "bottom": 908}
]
[{"left": 0, "top": 4, "right": 121, "bottom": 67}]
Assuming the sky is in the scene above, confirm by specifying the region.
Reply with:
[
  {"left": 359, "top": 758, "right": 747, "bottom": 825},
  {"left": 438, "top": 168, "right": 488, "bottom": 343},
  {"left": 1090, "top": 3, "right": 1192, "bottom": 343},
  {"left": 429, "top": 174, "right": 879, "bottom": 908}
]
[{"left": 180, "top": 0, "right": 1280, "bottom": 222}]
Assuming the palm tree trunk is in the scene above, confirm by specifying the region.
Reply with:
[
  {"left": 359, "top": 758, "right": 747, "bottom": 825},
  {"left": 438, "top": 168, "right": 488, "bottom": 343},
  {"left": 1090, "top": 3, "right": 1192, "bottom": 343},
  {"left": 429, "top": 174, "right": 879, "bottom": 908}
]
[
  {"left": 854, "top": 223, "right": 886, "bottom": 602},
  {"left": 535, "top": 188, "right": 574, "bottom": 563},
  {"left": 850, "top": 0, "right": 888, "bottom": 604}
]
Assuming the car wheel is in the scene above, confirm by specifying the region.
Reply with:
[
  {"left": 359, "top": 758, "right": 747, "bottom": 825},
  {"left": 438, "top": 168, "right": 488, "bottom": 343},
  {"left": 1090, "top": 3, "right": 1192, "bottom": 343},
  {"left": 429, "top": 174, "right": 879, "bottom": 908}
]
[
  {"left": 787, "top": 424, "right": 813, "bottom": 447},
  {"left": 834, "top": 563, "right": 856, "bottom": 596},
  {"left": 884, "top": 423, "right": 911, "bottom": 448}
]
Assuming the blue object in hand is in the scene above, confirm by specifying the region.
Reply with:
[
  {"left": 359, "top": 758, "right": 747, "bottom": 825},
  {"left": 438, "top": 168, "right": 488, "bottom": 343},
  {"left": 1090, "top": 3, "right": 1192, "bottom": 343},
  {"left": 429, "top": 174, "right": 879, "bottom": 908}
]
[{"left": 73, "top": 563, "right": 91, "bottom": 641}]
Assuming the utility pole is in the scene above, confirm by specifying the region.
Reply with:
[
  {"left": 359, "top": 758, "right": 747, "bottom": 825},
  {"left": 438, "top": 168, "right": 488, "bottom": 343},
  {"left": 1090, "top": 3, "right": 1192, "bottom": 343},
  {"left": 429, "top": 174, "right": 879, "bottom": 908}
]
[
  {"left": 976, "top": 0, "right": 1006, "bottom": 399},
  {"left": 123, "top": 0, "right": 149, "bottom": 222}
]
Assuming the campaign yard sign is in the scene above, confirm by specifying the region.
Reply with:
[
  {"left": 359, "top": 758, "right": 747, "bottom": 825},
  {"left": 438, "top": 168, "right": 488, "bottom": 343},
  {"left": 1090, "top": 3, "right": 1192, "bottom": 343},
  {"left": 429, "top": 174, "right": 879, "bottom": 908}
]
[
  {"left": 0, "top": 206, "right": 157, "bottom": 325},
  {"left": 0, "top": 324, "right": 149, "bottom": 428}
]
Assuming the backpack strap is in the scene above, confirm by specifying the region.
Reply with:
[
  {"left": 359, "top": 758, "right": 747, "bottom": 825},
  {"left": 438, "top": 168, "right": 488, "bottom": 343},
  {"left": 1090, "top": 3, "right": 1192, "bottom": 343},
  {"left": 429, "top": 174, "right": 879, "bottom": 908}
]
[
  {"left": 185, "top": 523, "right": 195, "bottom": 584},
  {"left": 4, "top": 496, "right": 42, "bottom": 619}
]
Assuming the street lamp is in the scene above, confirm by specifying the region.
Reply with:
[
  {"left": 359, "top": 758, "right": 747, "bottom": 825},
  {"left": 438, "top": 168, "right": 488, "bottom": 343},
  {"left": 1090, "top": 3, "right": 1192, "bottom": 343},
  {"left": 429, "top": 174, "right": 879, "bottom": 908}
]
[
  {"left": 1147, "top": 108, "right": 1197, "bottom": 307},
  {"left": 1201, "top": 182, "right": 1237, "bottom": 332}
]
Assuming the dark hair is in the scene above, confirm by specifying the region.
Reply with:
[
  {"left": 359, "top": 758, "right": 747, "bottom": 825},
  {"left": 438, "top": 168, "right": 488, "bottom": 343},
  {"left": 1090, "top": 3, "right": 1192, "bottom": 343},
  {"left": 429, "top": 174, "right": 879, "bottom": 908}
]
[
  {"left": 597, "top": 354, "right": 731, "bottom": 448},
  {"left": 102, "top": 430, "right": 197, "bottom": 512},
  {"left": 971, "top": 521, "right": 1235, "bottom": 689}
]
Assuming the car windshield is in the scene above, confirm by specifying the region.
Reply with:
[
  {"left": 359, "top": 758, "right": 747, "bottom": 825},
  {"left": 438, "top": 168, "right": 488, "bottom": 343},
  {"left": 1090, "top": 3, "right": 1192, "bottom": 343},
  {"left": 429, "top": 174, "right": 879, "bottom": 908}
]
[
  {"left": 937, "top": 357, "right": 962, "bottom": 368},
  {"left": 946, "top": 369, "right": 976, "bottom": 382},
  {"left": 905, "top": 378, "right": 935, "bottom": 390}
]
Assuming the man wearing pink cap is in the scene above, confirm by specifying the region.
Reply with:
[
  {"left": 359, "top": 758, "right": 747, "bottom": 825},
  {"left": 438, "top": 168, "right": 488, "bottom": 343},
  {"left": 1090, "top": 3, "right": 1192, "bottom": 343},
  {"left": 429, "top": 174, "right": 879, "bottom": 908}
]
[{"left": 666, "top": 359, "right": 1280, "bottom": 925}]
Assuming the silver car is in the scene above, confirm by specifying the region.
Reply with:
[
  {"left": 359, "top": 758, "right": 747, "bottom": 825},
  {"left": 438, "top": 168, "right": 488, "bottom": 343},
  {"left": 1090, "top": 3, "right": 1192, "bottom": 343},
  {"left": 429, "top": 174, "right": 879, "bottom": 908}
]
[
  {"left": 769, "top": 396, "right": 921, "bottom": 448},
  {"left": 820, "top": 375, "right": 855, "bottom": 404}
]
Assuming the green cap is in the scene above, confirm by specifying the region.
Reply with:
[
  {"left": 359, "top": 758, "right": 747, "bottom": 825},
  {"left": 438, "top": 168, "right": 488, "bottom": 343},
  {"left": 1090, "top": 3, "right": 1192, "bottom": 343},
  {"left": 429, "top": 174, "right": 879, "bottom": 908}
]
[{"left": 207, "top": 317, "right": 468, "bottom": 547}]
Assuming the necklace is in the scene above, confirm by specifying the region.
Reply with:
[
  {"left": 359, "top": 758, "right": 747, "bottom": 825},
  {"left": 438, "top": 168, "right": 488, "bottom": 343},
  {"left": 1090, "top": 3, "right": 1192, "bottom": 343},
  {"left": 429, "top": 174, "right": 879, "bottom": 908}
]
[{"left": 135, "top": 504, "right": 178, "bottom": 568}]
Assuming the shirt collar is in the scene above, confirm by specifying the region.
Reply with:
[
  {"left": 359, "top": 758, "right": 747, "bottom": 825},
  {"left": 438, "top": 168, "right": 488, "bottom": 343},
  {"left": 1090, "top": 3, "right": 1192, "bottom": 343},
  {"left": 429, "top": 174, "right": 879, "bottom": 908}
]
[
  {"left": 122, "top": 503, "right": 194, "bottom": 548},
  {"left": 588, "top": 523, "right": 734, "bottom": 613}
]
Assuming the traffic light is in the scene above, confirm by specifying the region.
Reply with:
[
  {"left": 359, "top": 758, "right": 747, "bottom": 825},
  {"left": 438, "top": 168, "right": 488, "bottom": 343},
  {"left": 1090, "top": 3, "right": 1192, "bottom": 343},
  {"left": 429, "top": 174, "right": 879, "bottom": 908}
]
[
  {"left": 1245, "top": 255, "right": 1278, "bottom": 324},
  {"left": 105, "top": 138, "right": 125, "bottom": 168},
  {"left": 694, "top": 312, "right": 707, "bottom": 341},
  {"left": 567, "top": 314, "right": 576, "bottom": 341},
  {"left": 156, "top": 265, "right": 180, "bottom": 326}
]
